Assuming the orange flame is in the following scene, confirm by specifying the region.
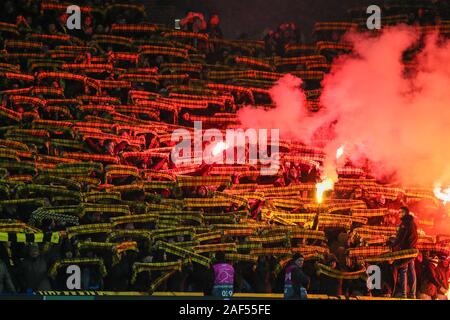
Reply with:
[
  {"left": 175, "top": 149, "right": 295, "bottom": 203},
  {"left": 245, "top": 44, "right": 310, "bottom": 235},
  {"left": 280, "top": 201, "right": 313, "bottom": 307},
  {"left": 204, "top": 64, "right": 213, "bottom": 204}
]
[
  {"left": 336, "top": 145, "right": 344, "bottom": 160},
  {"left": 434, "top": 183, "right": 450, "bottom": 204},
  {"left": 316, "top": 178, "right": 334, "bottom": 204},
  {"left": 211, "top": 141, "right": 228, "bottom": 156}
]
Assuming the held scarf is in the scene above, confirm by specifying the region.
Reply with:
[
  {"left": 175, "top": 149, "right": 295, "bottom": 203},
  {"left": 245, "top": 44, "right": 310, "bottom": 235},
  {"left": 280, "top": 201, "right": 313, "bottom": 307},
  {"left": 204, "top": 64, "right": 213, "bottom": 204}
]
[
  {"left": 49, "top": 258, "right": 107, "bottom": 279},
  {"left": 316, "top": 263, "right": 366, "bottom": 280},
  {"left": 131, "top": 261, "right": 183, "bottom": 284}
]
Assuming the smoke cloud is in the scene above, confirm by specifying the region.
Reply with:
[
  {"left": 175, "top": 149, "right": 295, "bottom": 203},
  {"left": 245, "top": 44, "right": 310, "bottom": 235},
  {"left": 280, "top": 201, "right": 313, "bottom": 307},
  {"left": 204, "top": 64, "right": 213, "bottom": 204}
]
[
  {"left": 237, "top": 73, "right": 309, "bottom": 138},
  {"left": 238, "top": 25, "right": 450, "bottom": 188}
]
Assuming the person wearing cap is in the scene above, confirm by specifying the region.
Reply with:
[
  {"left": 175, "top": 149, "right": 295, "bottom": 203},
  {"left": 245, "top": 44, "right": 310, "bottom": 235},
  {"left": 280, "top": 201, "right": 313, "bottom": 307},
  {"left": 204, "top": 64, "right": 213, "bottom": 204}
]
[
  {"left": 388, "top": 206, "right": 418, "bottom": 299},
  {"left": 283, "top": 253, "right": 310, "bottom": 299}
]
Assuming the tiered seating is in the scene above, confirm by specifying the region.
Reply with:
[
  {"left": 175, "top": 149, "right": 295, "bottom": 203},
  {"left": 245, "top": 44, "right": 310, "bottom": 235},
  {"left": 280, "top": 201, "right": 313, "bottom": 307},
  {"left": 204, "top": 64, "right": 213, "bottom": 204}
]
[{"left": 0, "top": 0, "right": 449, "bottom": 296}]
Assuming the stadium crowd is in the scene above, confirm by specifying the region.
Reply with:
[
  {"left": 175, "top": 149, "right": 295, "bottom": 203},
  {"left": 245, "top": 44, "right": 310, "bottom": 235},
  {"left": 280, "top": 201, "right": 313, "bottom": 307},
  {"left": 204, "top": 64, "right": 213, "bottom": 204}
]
[{"left": 0, "top": 0, "right": 449, "bottom": 299}]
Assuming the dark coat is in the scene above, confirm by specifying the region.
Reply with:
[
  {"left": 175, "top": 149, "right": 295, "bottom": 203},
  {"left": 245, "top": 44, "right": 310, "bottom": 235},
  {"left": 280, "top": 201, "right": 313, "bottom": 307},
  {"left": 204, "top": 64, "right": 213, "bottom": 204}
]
[
  {"left": 284, "top": 261, "right": 310, "bottom": 295},
  {"left": 391, "top": 214, "right": 418, "bottom": 251},
  {"left": 18, "top": 256, "right": 52, "bottom": 292},
  {"left": 319, "top": 273, "right": 342, "bottom": 296},
  {"left": 0, "top": 260, "right": 16, "bottom": 293},
  {"left": 419, "top": 260, "right": 442, "bottom": 298},
  {"left": 104, "top": 258, "right": 131, "bottom": 291}
]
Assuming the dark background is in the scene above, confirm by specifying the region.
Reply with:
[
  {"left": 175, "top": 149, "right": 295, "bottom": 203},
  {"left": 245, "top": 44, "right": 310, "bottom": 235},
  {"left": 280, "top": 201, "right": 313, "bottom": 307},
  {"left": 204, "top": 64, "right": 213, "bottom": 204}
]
[{"left": 144, "top": 0, "right": 383, "bottom": 40}]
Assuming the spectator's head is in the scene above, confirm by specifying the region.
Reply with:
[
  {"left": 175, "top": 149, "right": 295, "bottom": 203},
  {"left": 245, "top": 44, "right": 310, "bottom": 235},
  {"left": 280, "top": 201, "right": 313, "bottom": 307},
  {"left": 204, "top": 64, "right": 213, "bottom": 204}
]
[
  {"left": 197, "top": 186, "right": 208, "bottom": 197},
  {"left": 5, "top": 1, "right": 14, "bottom": 14},
  {"left": 417, "top": 251, "right": 423, "bottom": 263},
  {"left": 31, "top": 3, "right": 39, "bottom": 14},
  {"left": 430, "top": 256, "right": 439, "bottom": 267},
  {"left": 96, "top": 25, "right": 105, "bottom": 34},
  {"left": 143, "top": 256, "right": 153, "bottom": 263},
  {"left": 181, "top": 112, "right": 190, "bottom": 121},
  {"left": 41, "top": 218, "right": 55, "bottom": 231},
  {"left": 29, "top": 244, "right": 40, "bottom": 258},
  {"left": 85, "top": 15, "right": 93, "bottom": 27},
  {"left": 399, "top": 206, "right": 409, "bottom": 218},
  {"left": 331, "top": 31, "right": 340, "bottom": 42},
  {"left": 439, "top": 256, "right": 449, "bottom": 268},
  {"left": 257, "top": 256, "right": 266, "bottom": 265},
  {"left": 193, "top": 16, "right": 204, "bottom": 30},
  {"left": 355, "top": 187, "right": 364, "bottom": 198},
  {"left": 292, "top": 253, "right": 304, "bottom": 267},
  {"left": 326, "top": 255, "right": 338, "bottom": 268},
  {"left": 337, "top": 232, "right": 348, "bottom": 246},
  {"left": 288, "top": 166, "right": 298, "bottom": 179},
  {"left": 92, "top": 212, "right": 102, "bottom": 222},
  {"left": 215, "top": 251, "right": 226, "bottom": 263},
  {"left": 48, "top": 23, "right": 57, "bottom": 33},
  {"left": 59, "top": 13, "right": 69, "bottom": 26},
  {"left": 418, "top": 8, "right": 425, "bottom": 17},
  {"left": 396, "top": 192, "right": 406, "bottom": 203},
  {"left": 105, "top": 139, "right": 116, "bottom": 155},
  {"left": 209, "top": 14, "right": 220, "bottom": 26},
  {"left": 156, "top": 55, "right": 165, "bottom": 65},
  {"left": 345, "top": 256, "right": 353, "bottom": 268}
]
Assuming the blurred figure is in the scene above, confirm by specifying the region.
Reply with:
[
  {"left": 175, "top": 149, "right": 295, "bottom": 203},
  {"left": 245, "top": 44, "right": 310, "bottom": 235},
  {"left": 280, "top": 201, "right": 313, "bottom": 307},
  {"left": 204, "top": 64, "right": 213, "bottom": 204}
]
[
  {"left": 18, "top": 245, "right": 52, "bottom": 293},
  {"left": 284, "top": 253, "right": 309, "bottom": 299},
  {"left": 418, "top": 256, "right": 446, "bottom": 300},
  {"left": 211, "top": 252, "right": 235, "bottom": 299},
  {"left": 436, "top": 256, "right": 450, "bottom": 300},
  {"left": 318, "top": 255, "right": 342, "bottom": 296},
  {"left": 388, "top": 207, "right": 418, "bottom": 299},
  {"left": 180, "top": 11, "right": 207, "bottom": 33},
  {"left": 207, "top": 13, "right": 223, "bottom": 39},
  {"left": 0, "top": 258, "right": 16, "bottom": 294}
]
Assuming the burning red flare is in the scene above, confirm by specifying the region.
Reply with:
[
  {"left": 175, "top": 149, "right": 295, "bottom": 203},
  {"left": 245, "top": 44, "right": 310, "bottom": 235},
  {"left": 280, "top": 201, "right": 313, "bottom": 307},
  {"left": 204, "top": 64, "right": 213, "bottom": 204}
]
[
  {"left": 336, "top": 145, "right": 344, "bottom": 160},
  {"left": 211, "top": 141, "right": 228, "bottom": 156},
  {"left": 316, "top": 178, "right": 334, "bottom": 204},
  {"left": 434, "top": 183, "right": 450, "bottom": 204}
]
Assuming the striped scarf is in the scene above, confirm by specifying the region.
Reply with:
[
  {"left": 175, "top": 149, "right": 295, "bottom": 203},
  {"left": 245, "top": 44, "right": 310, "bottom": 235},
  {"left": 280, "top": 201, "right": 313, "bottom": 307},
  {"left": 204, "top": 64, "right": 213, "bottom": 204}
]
[
  {"left": 131, "top": 261, "right": 183, "bottom": 284},
  {"left": 49, "top": 258, "right": 107, "bottom": 279},
  {"left": 365, "top": 249, "right": 419, "bottom": 263},
  {"left": 156, "top": 241, "right": 211, "bottom": 267},
  {"left": 316, "top": 263, "right": 366, "bottom": 280}
]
